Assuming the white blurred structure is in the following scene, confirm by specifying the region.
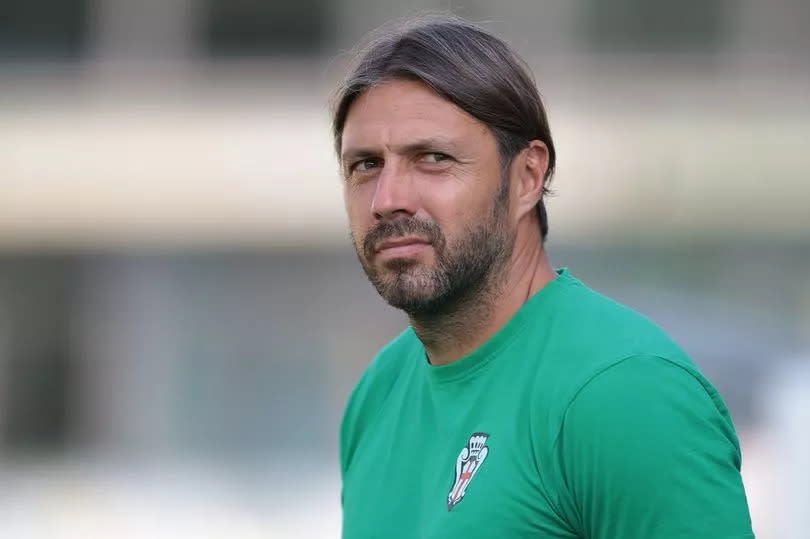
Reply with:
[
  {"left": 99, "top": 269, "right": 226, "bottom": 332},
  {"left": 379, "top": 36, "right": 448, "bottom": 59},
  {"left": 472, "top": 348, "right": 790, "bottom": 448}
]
[
  {"left": 1, "top": 0, "right": 809, "bottom": 249},
  {"left": 762, "top": 362, "right": 810, "bottom": 539}
]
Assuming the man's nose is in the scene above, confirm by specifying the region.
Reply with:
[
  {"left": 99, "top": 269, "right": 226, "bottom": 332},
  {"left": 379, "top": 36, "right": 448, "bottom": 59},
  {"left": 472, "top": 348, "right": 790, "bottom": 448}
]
[{"left": 370, "top": 160, "right": 418, "bottom": 220}]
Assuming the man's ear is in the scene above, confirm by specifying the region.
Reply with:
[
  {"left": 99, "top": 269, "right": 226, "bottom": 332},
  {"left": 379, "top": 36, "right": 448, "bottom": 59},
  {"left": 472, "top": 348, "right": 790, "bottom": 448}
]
[{"left": 514, "top": 140, "right": 550, "bottom": 219}]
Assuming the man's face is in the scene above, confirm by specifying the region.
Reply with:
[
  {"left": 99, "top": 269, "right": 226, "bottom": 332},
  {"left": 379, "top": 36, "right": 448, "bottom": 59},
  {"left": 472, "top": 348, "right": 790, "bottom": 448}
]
[{"left": 340, "top": 79, "right": 515, "bottom": 315}]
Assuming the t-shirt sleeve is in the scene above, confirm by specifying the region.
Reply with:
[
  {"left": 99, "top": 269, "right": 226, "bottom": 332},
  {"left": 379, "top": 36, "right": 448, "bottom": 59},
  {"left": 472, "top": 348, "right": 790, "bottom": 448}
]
[{"left": 554, "top": 355, "right": 754, "bottom": 538}]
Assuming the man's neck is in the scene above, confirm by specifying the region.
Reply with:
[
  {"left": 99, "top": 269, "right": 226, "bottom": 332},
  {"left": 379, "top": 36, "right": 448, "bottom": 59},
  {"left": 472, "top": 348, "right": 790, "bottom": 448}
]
[{"left": 410, "top": 240, "right": 557, "bottom": 366}]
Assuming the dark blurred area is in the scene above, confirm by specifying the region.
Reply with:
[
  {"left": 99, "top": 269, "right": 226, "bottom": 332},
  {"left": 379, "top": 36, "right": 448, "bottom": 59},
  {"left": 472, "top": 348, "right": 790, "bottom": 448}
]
[{"left": 1, "top": 1, "right": 808, "bottom": 537}]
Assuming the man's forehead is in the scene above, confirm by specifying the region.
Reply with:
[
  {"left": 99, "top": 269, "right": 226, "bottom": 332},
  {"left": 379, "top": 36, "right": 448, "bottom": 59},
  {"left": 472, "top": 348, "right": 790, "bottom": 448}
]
[{"left": 341, "top": 80, "right": 489, "bottom": 154}]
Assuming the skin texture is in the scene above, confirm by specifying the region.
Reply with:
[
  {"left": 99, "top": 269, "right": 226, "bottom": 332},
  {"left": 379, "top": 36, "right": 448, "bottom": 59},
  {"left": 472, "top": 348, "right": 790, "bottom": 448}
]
[{"left": 341, "top": 79, "right": 558, "bottom": 366}]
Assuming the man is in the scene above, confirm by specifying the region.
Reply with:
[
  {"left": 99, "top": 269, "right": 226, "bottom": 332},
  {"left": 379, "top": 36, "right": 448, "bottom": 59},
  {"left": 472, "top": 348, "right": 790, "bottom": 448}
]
[{"left": 333, "top": 16, "right": 754, "bottom": 539}]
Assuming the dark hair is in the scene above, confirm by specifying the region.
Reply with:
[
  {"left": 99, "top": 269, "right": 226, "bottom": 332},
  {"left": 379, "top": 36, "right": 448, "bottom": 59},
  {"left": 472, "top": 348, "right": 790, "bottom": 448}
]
[{"left": 331, "top": 16, "right": 557, "bottom": 241}]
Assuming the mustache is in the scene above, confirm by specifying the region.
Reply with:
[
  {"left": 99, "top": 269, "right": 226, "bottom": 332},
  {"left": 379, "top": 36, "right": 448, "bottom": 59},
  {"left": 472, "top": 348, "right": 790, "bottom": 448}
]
[{"left": 362, "top": 218, "right": 443, "bottom": 259}]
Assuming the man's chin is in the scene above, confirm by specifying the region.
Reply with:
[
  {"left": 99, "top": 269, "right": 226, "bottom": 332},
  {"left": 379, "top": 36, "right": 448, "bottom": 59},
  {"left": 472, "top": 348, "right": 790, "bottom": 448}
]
[
  {"left": 374, "top": 279, "right": 437, "bottom": 312},
  {"left": 382, "top": 293, "right": 438, "bottom": 314}
]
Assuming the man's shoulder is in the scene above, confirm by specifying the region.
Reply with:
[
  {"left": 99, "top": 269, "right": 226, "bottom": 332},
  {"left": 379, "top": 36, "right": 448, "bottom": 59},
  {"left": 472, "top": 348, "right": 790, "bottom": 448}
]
[
  {"left": 339, "top": 328, "right": 420, "bottom": 474},
  {"left": 544, "top": 274, "right": 688, "bottom": 363},
  {"left": 525, "top": 274, "right": 705, "bottom": 438},
  {"left": 356, "top": 327, "right": 420, "bottom": 394},
  {"left": 522, "top": 274, "right": 750, "bottom": 539}
]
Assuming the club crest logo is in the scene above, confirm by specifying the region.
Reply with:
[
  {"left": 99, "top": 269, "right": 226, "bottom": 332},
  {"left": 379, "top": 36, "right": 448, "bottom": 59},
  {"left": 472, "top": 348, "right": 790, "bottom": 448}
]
[{"left": 447, "top": 432, "right": 490, "bottom": 511}]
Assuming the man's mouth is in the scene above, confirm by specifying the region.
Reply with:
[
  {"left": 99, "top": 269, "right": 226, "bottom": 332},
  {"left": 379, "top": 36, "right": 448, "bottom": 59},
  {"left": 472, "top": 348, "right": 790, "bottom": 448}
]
[{"left": 375, "top": 237, "right": 431, "bottom": 259}]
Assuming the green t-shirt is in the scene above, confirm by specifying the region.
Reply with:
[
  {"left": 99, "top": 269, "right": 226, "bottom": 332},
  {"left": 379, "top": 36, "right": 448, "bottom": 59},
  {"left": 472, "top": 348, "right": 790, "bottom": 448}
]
[{"left": 340, "top": 268, "right": 754, "bottom": 538}]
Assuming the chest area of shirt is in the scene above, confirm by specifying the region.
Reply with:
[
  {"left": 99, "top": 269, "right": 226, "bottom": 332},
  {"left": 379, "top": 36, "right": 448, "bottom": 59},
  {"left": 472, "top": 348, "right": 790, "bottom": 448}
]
[{"left": 342, "top": 388, "right": 574, "bottom": 539}]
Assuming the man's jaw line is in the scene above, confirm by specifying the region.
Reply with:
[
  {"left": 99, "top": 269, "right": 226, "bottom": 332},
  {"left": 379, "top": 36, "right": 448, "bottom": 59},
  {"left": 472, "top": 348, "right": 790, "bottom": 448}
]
[
  {"left": 411, "top": 231, "right": 552, "bottom": 366},
  {"left": 408, "top": 267, "right": 503, "bottom": 366}
]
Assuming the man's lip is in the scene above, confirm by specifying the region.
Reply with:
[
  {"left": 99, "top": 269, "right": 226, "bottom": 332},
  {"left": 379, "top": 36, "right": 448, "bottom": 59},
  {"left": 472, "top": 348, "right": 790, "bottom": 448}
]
[{"left": 376, "top": 237, "right": 430, "bottom": 252}]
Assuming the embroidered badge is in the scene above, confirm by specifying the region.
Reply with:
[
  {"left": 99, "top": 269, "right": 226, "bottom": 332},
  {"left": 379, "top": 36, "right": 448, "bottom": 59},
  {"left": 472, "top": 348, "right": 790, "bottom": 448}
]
[{"left": 447, "top": 432, "right": 490, "bottom": 511}]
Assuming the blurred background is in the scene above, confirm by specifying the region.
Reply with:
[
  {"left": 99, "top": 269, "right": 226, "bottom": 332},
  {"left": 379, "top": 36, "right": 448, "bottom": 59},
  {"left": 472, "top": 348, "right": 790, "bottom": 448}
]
[{"left": 1, "top": 0, "right": 808, "bottom": 537}]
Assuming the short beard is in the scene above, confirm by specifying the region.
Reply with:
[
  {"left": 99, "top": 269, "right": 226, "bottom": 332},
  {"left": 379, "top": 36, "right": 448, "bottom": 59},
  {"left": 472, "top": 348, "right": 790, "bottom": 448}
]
[{"left": 352, "top": 178, "right": 513, "bottom": 317}]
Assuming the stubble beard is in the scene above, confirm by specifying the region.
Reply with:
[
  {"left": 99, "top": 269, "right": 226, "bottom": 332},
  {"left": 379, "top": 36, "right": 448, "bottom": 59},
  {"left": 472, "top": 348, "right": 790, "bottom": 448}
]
[{"left": 353, "top": 184, "right": 514, "bottom": 318}]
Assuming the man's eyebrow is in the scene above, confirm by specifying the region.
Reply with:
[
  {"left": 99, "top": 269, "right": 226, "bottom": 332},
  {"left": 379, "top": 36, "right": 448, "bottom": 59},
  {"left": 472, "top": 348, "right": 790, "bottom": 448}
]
[
  {"left": 393, "top": 138, "right": 459, "bottom": 155},
  {"left": 341, "top": 138, "right": 460, "bottom": 164}
]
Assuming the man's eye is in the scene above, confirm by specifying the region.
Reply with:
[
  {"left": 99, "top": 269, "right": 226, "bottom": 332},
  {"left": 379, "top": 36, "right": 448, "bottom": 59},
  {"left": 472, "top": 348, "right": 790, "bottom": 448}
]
[
  {"left": 421, "top": 152, "right": 451, "bottom": 163},
  {"left": 352, "top": 158, "right": 381, "bottom": 173}
]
